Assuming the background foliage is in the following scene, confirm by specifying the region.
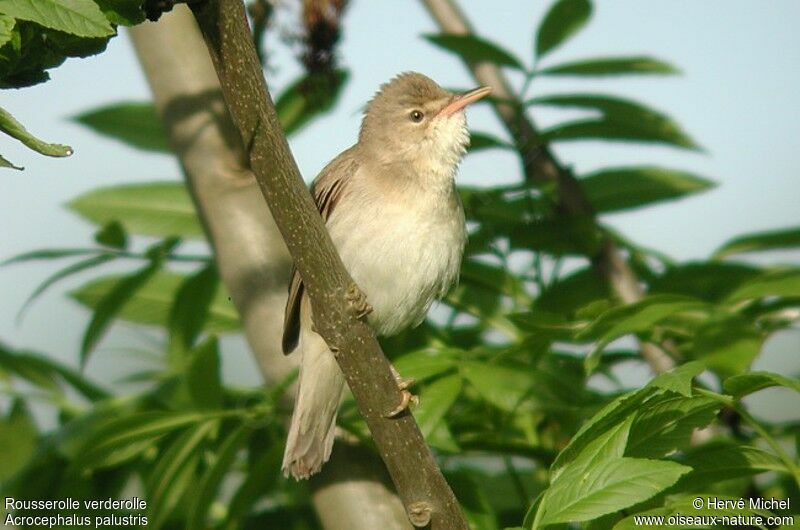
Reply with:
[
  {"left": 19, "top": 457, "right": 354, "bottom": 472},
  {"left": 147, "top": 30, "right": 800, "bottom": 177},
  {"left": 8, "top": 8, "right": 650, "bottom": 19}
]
[{"left": 2, "top": 0, "right": 799, "bottom": 529}]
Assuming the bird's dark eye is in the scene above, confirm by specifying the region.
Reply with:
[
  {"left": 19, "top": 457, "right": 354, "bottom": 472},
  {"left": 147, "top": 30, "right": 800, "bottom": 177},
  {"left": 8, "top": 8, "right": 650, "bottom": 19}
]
[{"left": 409, "top": 110, "right": 424, "bottom": 123}]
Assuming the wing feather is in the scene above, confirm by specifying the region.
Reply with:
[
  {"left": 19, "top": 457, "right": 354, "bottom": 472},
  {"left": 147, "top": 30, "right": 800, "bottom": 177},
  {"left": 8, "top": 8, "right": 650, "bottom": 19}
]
[{"left": 282, "top": 147, "right": 359, "bottom": 354}]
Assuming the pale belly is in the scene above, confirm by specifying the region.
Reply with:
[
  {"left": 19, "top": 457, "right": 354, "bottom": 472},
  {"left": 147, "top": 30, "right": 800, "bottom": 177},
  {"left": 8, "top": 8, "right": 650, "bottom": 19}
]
[{"left": 326, "top": 193, "right": 466, "bottom": 336}]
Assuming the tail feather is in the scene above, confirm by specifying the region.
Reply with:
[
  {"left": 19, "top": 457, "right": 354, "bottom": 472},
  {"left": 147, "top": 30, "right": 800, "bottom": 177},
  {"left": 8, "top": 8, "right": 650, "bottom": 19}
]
[{"left": 282, "top": 305, "right": 345, "bottom": 479}]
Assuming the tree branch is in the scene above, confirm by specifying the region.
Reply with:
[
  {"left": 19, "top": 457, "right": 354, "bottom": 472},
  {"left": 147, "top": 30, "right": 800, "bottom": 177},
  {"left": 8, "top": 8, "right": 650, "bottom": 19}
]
[
  {"left": 420, "top": 0, "right": 675, "bottom": 374},
  {"left": 185, "top": 0, "right": 469, "bottom": 527},
  {"left": 128, "top": 9, "right": 411, "bottom": 530}
]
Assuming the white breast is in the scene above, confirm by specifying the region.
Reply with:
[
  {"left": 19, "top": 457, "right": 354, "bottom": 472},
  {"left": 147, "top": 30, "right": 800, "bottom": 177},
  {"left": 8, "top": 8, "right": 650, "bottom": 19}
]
[{"left": 326, "top": 171, "right": 466, "bottom": 336}]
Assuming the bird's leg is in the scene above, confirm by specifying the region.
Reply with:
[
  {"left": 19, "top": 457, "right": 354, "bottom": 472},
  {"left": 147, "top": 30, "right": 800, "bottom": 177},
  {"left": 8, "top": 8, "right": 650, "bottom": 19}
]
[
  {"left": 385, "top": 363, "right": 419, "bottom": 418},
  {"left": 345, "top": 284, "right": 373, "bottom": 320}
]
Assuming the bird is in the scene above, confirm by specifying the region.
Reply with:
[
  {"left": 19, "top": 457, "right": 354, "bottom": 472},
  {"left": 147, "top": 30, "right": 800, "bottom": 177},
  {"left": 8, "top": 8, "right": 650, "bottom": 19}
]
[{"left": 281, "top": 72, "right": 490, "bottom": 479}]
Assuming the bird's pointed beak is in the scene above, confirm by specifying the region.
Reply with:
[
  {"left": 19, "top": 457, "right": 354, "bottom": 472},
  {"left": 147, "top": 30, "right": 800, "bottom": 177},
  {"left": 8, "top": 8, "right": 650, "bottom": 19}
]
[{"left": 438, "top": 86, "right": 492, "bottom": 117}]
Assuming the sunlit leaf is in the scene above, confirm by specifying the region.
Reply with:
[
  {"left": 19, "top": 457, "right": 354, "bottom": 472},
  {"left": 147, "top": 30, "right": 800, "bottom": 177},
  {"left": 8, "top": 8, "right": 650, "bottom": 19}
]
[
  {"left": 646, "top": 361, "right": 705, "bottom": 397},
  {"left": 0, "top": 0, "right": 113, "bottom": 37},
  {"left": 580, "top": 166, "right": 714, "bottom": 213},
  {"left": 723, "top": 371, "right": 800, "bottom": 398},
  {"left": 540, "top": 56, "right": 678, "bottom": 77},
  {"left": 414, "top": 374, "right": 462, "bottom": 439},
  {"left": 538, "top": 458, "right": 690, "bottom": 525},
  {"left": 393, "top": 349, "right": 458, "bottom": 382},
  {"left": 0, "top": 14, "right": 14, "bottom": 47},
  {"left": 70, "top": 270, "right": 240, "bottom": 333},
  {"left": 424, "top": 33, "right": 524, "bottom": 70},
  {"left": 72, "top": 102, "right": 170, "bottom": 152},
  {"left": 714, "top": 226, "right": 800, "bottom": 259},
  {"left": 67, "top": 182, "right": 204, "bottom": 238},
  {"left": 626, "top": 395, "right": 719, "bottom": 458},
  {"left": 0, "top": 105, "right": 73, "bottom": 156},
  {"left": 551, "top": 415, "right": 634, "bottom": 482},
  {"left": 0, "top": 152, "right": 22, "bottom": 169},
  {"left": 0, "top": 400, "right": 38, "bottom": 482},
  {"left": 535, "top": 0, "right": 592, "bottom": 58},
  {"left": 725, "top": 269, "right": 800, "bottom": 302},
  {"left": 532, "top": 94, "right": 700, "bottom": 150}
]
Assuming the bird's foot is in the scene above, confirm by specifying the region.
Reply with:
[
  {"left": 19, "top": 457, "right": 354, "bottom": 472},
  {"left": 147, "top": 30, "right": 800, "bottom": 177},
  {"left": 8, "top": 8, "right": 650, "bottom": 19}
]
[
  {"left": 345, "top": 284, "right": 373, "bottom": 320},
  {"left": 385, "top": 376, "right": 418, "bottom": 418}
]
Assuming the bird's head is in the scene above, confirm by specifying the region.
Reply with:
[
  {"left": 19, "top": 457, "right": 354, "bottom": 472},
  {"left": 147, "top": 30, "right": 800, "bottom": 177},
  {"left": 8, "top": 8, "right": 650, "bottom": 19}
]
[{"left": 359, "top": 72, "right": 490, "bottom": 178}]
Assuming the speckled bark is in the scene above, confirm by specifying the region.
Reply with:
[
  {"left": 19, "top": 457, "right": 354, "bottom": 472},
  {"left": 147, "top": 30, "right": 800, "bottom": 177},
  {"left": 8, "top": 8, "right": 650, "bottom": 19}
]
[{"left": 188, "top": 0, "right": 468, "bottom": 527}]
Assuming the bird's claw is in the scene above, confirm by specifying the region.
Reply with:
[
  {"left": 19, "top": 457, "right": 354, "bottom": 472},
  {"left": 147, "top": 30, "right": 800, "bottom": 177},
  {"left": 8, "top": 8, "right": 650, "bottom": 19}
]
[
  {"left": 385, "top": 377, "right": 419, "bottom": 418},
  {"left": 345, "top": 284, "right": 373, "bottom": 320}
]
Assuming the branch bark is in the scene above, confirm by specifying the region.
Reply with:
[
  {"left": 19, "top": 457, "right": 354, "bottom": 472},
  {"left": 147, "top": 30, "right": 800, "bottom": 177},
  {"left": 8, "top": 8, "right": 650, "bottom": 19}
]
[
  {"left": 129, "top": 8, "right": 411, "bottom": 530},
  {"left": 420, "top": 0, "right": 675, "bottom": 374},
  {"left": 182, "top": 0, "right": 469, "bottom": 527}
]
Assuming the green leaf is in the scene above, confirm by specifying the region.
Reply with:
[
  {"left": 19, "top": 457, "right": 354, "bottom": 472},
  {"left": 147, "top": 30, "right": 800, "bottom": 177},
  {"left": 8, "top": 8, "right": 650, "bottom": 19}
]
[
  {"left": 552, "top": 415, "right": 634, "bottom": 482},
  {"left": 79, "top": 259, "right": 162, "bottom": 367},
  {"left": 0, "top": 153, "right": 23, "bottom": 169},
  {"left": 169, "top": 263, "right": 218, "bottom": 354},
  {"left": 414, "top": 374, "right": 462, "bottom": 439},
  {"left": 532, "top": 94, "right": 700, "bottom": 150},
  {"left": 647, "top": 361, "right": 705, "bottom": 397},
  {"left": 424, "top": 33, "right": 524, "bottom": 70},
  {"left": 539, "top": 56, "right": 679, "bottom": 77},
  {"left": 0, "top": 342, "right": 109, "bottom": 400},
  {"left": 469, "top": 131, "right": 512, "bottom": 152},
  {"left": 71, "top": 102, "right": 170, "bottom": 152},
  {"left": 675, "top": 443, "right": 787, "bottom": 490},
  {"left": 93, "top": 0, "right": 144, "bottom": 25},
  {"left": 723, "top": 371, "right": 800, "bottom": 398},
  {"left": 0, "top": 13, "right": 14, "bottom": 46},
  {"left": 70, "top": 270, "right": 240, "bottom": 333},
  {"left": 75, "top": 411, "right": 209, "bottom": 470},
  {"left": 0, "top": 0, "right": 113, "bottom": 37},
  {"left": 582, "top": 296, "right": 708, "bottom": 370},
  {"left": 188, "top": 424, "right": 249, "bottom": 529},
  {"left": 18, "top": 253, "right": 115, "bottom": 319},
  {"left": 393, "top": 349, "right": 458, "bottom": 382},
  {"left": 67, "top": 182, "right": 204, "bottom": 238},
  {"left": 148, "top": 421, "right": 214, "bottom": 530},
  {"left": 275, "top": 69, "right": 349, "bottom": 136},
  {"left": 725, "top": 269, "right": 800, "bottom": 302},
  {"left": 186, "top": 337, "right": 222, "bottom": 410},
  {"left": 715, "top": 226, "right": 800, "bottom": 259},
  {"left": 94, "top": 220, "right": 127, "bottom": 249},
  {"left": 0, "top": 105, "right": 72, "bottom": 156},
  {"left": 691, "top": 316, "right": 762, "bottom": 377},
  {"left": 650, "top": 262, "right": 760, "bottom": 302},
  {"left": 461, "top": 362, "right": 534, "bottom": 412},
  {"left": 535, "top": 267, "right": 608, "bottom": 316},
  {"left": 535, "top": 0, "right": 592, "bottom": 59},
  {"left": 1, "top": 248, "right": 98, "bottom": 265},
  {"left": 0, "top": 399, "right": 38, "bottom": 482},
  {"left": 580, "top": 166, "right": 714, "bottom": 213},
  {"left": 626, "top": 395, "right": 719, "bottom": 458},
  {"left": 538, "top": 458, "right": 690, "bottom": 526}
]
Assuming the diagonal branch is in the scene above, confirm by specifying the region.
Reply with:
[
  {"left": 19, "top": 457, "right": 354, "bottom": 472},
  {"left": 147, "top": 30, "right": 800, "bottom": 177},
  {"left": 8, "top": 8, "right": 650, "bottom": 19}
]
[
  {"left": 129, "top": 8, "right": 411, "bottom": 529},
  {"left": 186, "top": 0, "right": 469, "bottom": 527},
  {"left": 420, "top": 0, "right": 676, "bottom": 374}
]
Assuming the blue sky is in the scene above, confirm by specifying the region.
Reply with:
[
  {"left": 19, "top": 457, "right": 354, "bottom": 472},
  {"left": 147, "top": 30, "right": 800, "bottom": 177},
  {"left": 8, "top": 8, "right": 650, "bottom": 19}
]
[{"left": 1, "top": 0, "right": 798, "bottom": 415}]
